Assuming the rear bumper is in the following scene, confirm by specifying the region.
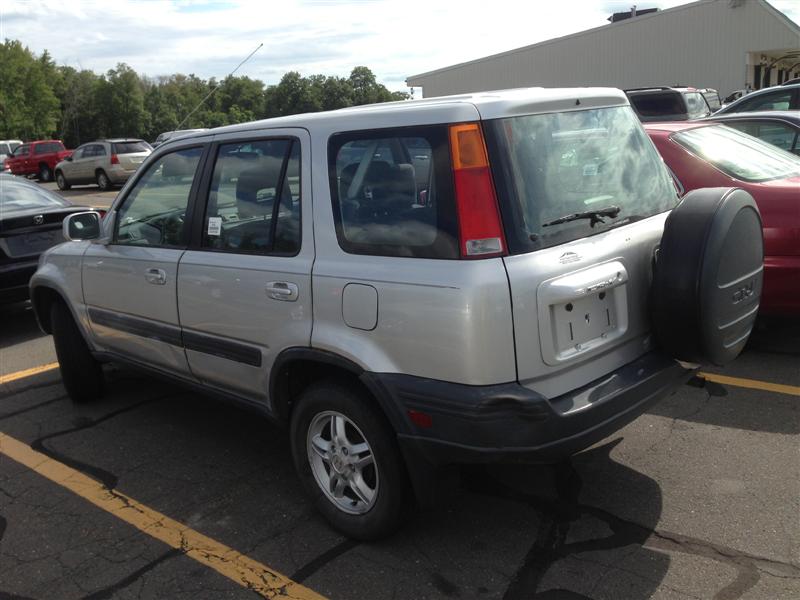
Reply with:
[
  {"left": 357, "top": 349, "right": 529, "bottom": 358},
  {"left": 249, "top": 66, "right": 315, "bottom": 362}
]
[
  {"left": 365, "top": 351, "right": 694, "bottom": 466},
  {"left": 107, "top": 166, "right": 137, "bottom": 183}
]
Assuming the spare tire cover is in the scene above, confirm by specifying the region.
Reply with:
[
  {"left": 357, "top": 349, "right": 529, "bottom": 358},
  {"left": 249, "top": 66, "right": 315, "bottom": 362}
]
[{"left": 652, "top": 187, "right": 763, "bottom": 366}]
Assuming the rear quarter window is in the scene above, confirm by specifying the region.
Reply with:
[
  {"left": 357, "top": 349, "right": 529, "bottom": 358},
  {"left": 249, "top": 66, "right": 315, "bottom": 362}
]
[{"left": 328, "top": 126, "right": 458, "bottom": 259}]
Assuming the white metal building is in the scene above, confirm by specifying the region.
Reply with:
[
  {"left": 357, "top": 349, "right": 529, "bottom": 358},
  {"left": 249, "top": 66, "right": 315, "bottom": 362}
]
[{"left": 406, "top": 0, "right": 800, "bottom": 99}]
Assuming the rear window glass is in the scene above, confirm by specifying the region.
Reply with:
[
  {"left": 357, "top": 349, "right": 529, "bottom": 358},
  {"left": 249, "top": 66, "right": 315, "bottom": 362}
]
[
  {"left": 629, "top": 92, "right": 684, "bottom": 118},
  {"left": 0, "top": 144, "right": 10, "bottom": 155},
  {"left": 328, "top": 126, "right": 458, "bottom": 259},
  {"left": 485, "top": 106, "right": 679, "bottom": 254},
  {"left": 673, "top": 124, "right": 800, "bottom": 182},
  {"left": 34, "top": 142, "right": 65, "bottom": 154},
  {"left": 0, "top": 178, "right": 70, "bottom": 213},
  {"left": 113, "top": 141, "right": 151, "bottom": 154}
]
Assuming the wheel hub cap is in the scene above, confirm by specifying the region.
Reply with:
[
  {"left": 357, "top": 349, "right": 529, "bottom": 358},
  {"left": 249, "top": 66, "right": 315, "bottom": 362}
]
[{"left": 307, "top": 411, "right": 378, "bottom": 515}]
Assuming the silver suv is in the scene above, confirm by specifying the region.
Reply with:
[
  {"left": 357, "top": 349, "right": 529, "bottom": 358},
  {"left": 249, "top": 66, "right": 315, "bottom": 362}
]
[
  {"left": 55, "top": 139, "right": 152, "bottom": 191},
  {"left": 31, "top": 88, "right": 764, "bottom": 540}
]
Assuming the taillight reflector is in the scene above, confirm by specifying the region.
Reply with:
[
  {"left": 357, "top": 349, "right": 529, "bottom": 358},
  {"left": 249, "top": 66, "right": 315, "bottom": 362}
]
[
  {"left": 110, "top": 154, "right": 119, "bottom": 165},
  {"left": 449, "top": 123, "right": 506, "bottom": 258}
]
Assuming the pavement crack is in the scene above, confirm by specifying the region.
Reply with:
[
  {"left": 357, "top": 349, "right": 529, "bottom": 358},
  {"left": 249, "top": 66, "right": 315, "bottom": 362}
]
[
  {"left": 28, "top": 396, "right": 164, "bottom": 490},
  {"left": 80, "top": 547, "right": 183, "bottom": 600},
  {"left": 0, "top": 396, "right": 66, "bottom": 422},
  {"left": 289, "top": 538, "right": 359, "bottom": 583}
]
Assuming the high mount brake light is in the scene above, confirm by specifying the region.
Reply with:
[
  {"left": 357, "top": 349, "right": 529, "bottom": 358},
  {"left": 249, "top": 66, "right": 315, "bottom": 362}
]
[{"left": 449, "top": 123, "right": 506, "bottom": 258}]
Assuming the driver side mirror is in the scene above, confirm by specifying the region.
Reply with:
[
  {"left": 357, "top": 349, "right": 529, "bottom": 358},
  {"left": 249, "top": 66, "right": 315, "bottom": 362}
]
[
  {"left": 63, "top": 211, "right": 102, "bottom": 241},
  {"left": 65, "top": 155, "right": 73, "bottom": 162}
]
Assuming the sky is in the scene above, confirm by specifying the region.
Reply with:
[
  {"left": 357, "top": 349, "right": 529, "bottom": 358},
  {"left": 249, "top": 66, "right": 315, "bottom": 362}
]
[{"left": 2, "top": 0, "right": 799, "bottom": 95}]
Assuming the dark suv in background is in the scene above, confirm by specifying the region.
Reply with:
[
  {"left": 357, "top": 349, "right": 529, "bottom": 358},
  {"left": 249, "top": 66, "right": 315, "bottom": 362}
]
[{"left": 625, "top": 86, "right": 712, "bottom": 122}]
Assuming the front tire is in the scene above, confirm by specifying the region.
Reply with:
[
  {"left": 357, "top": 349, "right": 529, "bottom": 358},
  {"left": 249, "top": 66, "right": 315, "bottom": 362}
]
[
  {"left": 96, "top": 170, "right": 112, "bottom": 191},
  {"left": 39, "top": 164, "right": 52, "bottom": 182},
  {"left": 50, "top": 301, "right": 104, "bottom": 403},
  {"left": 55, "top": 171, "right": 70, "bottom": 190},
  {"left": 290, "top": 380, "right": 409, "bottom": 540}
]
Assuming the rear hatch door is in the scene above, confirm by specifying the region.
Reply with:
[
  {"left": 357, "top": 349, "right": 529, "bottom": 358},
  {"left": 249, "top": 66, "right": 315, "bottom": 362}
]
[
  {"left": 112, "top": 141, "right": 151, "bottom": 170},
  {"left": 482, "top": 103, "right": 681, "bottom": 398}
]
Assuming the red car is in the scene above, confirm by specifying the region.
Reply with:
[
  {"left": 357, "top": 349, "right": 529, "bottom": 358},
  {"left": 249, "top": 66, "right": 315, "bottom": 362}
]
[
  {"left": 645, "top": 121, "right": 800, "bottom": 316},
  {"left": 5, "top": 140, "right": 72, "bottom": 182}
]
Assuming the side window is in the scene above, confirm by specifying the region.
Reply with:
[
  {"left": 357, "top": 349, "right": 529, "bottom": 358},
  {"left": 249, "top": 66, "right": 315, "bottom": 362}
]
[
  {"left": 15, "top": 145, "right": 30, "bottom": 156},
  {"left": 738, "top": 91, "right": 792, "bottom": 112},
  {"left": 94, "top": 144, "right": 107, "bottom": 156},
  {"left": 202, "top": 138, "right": 301, "bottom": 255},
  {"left": 114, "top": 147, "right": 203, "bottom": 247},
  {"left": 684, "top": 92, "right": 710, "bottom": 118},
  {"left": 725, "top": 121, "right": 797, "bottom": 153},
  {"left": 328, "top": 126, "right": 458, "bottom": 259}
]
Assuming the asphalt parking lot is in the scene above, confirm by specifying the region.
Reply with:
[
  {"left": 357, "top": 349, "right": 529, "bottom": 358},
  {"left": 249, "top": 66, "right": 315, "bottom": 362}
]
[
  {"left": 38, "top": 181, "right": 118, "bottom": 211},
  {"left": 1, "top": 306, "right": 798, "bottom": 600}
]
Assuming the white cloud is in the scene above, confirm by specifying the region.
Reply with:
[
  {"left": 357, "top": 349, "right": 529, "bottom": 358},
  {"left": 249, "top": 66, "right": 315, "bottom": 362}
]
[{"left": 2, "top": 0, "right": 798, "bottom": 91}]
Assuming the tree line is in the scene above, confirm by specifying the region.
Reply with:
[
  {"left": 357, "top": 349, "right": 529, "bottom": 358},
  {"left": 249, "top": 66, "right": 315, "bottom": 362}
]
[{"left": 0, "top": 39, "right": 409, "bottom": 147}]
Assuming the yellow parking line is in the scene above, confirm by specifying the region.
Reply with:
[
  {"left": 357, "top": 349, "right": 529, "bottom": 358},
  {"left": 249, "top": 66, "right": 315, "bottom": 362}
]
[
  {"left": 0, "top": 362, "right": 59, "bottom": 385},
  {"left": 699, "top": 372, "right": 800, "bottom": 397},
  {"left": 0, "top": 431, "right": 325, "bottom": 599}
]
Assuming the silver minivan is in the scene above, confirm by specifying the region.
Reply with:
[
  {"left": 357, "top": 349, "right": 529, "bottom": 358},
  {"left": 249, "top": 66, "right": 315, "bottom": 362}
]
[
  {"left": 31, "top": 88, "right": 764, "bottom": 540},
  {"left": 55, "top": 139, "right": 152, "bottom": 190}
]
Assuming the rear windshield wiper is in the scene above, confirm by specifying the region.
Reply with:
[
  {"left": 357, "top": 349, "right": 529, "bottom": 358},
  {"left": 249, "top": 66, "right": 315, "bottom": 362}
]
[{"left": 541, "top": 205, "right": 621, "bottom": 228}]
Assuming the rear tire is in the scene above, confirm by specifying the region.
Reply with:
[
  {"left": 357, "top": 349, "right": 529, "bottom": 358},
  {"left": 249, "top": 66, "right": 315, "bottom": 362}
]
[
  {"left": 96, "top": 170, "right": 111, "bottom": 191},
  {"left": 39, "top": 164, "right": 52, "bottom": 182},
  {"left": 51, "top": 301, "right": 104, "bottom": 403},
  {"left": 290, "top": 380, "right": 409, "bottom": 540},
  {"left": 55, "top": 171, "right": 70, "bottom": 190}
]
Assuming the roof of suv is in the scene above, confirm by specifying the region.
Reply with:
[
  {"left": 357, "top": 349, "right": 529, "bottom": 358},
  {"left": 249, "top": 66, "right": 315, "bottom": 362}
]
[
  {"left": 177, "top": 87, "right": 629, "bottom": 140},
  {"left": 98, "top": 138, "right": 147, "bottom": 143}
]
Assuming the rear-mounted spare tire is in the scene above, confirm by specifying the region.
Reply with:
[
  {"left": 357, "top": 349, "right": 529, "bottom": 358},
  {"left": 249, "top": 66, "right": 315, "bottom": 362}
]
[{"left": 652, "top": 187, "right": 763, "bottom": 366}]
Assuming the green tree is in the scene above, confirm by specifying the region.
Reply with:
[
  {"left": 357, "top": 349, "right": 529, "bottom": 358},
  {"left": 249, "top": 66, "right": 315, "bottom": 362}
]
[
  {"left": 0, "top": 40, "right": 60, "bottom": 139},
  {"left": 105, "top": 63, "right": 148, "bottom": 137},
  {"left": 348, "top": 66, "right": 393, "bottom": 105}
]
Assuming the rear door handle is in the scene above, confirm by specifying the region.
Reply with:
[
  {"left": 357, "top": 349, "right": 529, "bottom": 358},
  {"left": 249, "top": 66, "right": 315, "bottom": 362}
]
[
  {"left": 266, "top": 281, "right": 299, "bottom": 301},
  {"left": 145, "top": 268, "right": 167, "bottom": 285}
]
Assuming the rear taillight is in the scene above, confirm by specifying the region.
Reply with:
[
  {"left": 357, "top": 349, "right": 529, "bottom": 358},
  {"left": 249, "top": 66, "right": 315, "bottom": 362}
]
[
  {"left": 449, "top": 123, "right": 506, "bottom": 258},
  {"left": 110, "top": 154, "right": 119, "bottom": 165}
]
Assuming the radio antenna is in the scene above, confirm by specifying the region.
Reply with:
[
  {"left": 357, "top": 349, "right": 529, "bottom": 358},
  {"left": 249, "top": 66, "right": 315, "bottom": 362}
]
[{"left": 174, "top": 42, "right": 263, "bottom": 131}]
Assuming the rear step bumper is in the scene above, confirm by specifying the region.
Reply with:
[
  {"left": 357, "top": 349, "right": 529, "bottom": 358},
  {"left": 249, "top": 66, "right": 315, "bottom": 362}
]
[{"left": 366, "top": 351, "right": 695, "bottom": 466}]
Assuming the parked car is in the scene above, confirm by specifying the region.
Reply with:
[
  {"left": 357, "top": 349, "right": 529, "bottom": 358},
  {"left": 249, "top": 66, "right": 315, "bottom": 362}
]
[
  {"left": 6, "top": 140, "right": 72, "bottom": 182},
  {"left": 0, "top": 139, "right": 23, "bottom": 167},
  {"left": 645, "top": 121, "right": 799, "bottom": 316},
  {"left": 715, "top": 83, "right": 800, "bottom": 114},
  {"left": 31, "top": 88, "right": 763, "bottom": 539},
  {"left": 624, "top": 86, "right": 711, "bottom": 121},
  {"left": 55, "top": 139, "right": 152, "bottom": 191},
  {"left": 0, "top": 174, "right": 91, "bottom": 304},
  {"left": 152, "top": 129, "right": 208, "bottom": 148},
  {"left": 703, "top": 110, "right": 800, "bottom": 155},
  {"left": 722, "top": 89, "right": 750, "bottom": 107},
  {"left": 697, "top": 88, "right": 721, "bottom": 112}
]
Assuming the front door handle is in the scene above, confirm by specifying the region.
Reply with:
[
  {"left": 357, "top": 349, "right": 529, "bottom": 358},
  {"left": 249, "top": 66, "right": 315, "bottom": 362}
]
[
  {"left": 145, "top": 268, "right": 167, "bottom": 285},
  {"left": 266, "top": 281, "right": 299, "bottom": 301}
]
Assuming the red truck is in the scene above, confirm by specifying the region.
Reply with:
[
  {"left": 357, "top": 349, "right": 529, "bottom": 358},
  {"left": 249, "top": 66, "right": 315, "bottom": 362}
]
[{"left": 6, "top": 140, "right": 72, "bottom": 182}]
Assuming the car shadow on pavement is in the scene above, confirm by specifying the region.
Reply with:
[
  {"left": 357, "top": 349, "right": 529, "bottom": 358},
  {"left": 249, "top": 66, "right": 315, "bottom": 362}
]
[
  {"left": 3, "top": 368, "right": 787, "bottom": 600},
  {"left": 747, "top": 316, "right": 800, "bottom": 355},
  {"left": 0, "top": 303, "right": 46, "bottom": 349}
]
